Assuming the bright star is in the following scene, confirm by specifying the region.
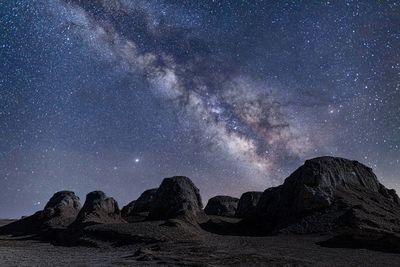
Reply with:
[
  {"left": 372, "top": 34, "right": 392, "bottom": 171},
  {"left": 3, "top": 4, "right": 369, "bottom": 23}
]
[{"left": 135, "top": 158, "right": 140, "bottom": 163}]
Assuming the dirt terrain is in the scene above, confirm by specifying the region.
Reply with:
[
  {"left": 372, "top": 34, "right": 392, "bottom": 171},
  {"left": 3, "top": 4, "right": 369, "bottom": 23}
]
[{"left": 1, "top": 219, "right": 400, "bottom": 267}]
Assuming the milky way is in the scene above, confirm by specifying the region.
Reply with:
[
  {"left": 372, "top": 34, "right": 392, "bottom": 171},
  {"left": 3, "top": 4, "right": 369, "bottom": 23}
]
[{"left": 0, "top": 0, "right": 399, "bottom": 218}]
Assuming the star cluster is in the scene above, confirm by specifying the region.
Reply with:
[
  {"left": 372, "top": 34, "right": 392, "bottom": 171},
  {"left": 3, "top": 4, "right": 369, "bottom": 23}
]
[{"left": 0, "top": 0, "right": 399, "bottom": 218}]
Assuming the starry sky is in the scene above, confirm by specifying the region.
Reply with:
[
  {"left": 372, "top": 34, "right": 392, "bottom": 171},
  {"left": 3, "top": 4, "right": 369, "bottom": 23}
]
[{"left": 0, "top": 0, "right": 399, "bottom": 218}]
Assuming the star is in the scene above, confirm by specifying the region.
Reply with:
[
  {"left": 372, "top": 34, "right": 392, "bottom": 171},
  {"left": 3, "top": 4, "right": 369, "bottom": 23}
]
[{"left": 0, "top": 0, "right": 397, "bottom": 219}]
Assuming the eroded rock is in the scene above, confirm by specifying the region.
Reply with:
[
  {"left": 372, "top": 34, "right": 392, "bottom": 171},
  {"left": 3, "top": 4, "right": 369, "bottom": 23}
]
[
  {"left": 0, "top": 191, "right": 81, "bottom": 235},
  {"left": 122, "top": 188, "right": 158, "bottom": 219},
  {"left": 72, "top": 191, "right": 124, "bottom": 226},
  {"left": 204, "top": 196, "right": 239, "bottom": 217},
  {"left": 247, "top": 156, "right": 400, "bottom": 241},
  {"left": 148, "top": 176, "right": 204, "bottom": 222},
  {"left": 235, "top": 191, "right": 262, "bottom": 218},
  {"left": 121, "top": 200, "right": 136, "bottom": 218}
]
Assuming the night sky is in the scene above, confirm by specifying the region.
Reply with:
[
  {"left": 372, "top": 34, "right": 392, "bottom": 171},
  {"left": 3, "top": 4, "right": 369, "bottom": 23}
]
[{"left": 0, "top": 0, "right": 399, "bottom": 218}]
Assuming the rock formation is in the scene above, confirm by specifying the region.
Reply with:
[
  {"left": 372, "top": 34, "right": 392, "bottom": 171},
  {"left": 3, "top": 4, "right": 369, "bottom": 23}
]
[
  {"left": 235, "top": 191, "right": 262, "bottom": 218},
  {"left": 121, "top": 200, "right": 136, "bottom": 218},
  {"left": 0, "top": 191, "right": 81, "bottom": 235},
  {"left": 72, "top": 191, "right": 124, "bottom": 227},
  {"left": 133, "top": 188, "right": 158, "bottom": 213},
  {"left": 204, "top": 196, "right": 239, "bottom": 217},
  {"left": 122, "top": 188, "right": 158, "bottom": 219},
  {"left": 2, "top": 156, "right": 399, "bottom": 254},
  {"left": 242, "top": 156, "right": 400, "bottom": 251},
  {"left": 148, "top": 176, "right": 204, "bottom": 222}
]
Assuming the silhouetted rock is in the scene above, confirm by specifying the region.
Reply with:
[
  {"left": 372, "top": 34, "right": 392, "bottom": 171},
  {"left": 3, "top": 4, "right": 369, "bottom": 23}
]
[
  {"left": 72, "top": 191, "right": 124, "bottom": 227},
  {"left": 235, "top": 191, "right": 262, "bottom": 218},
  {"left": 0, "top": 191, "right": 80, "bottom": 235},
  {"left": 134, "top": 188, "right": 158, "bottom": 212},
  {"left": 204, "top": 196, "right": 239, "bottom": 217},
  {"left": 242, "top": 156, "right": 400, "bottom": 252},
  {"left": 148, "top": 176, "right": 204, "bottom": 222},
  {"left": 121, "top": 200, "right": 136, "bottom": 218},
  {"left": 122, "top": 188, "right": 158, "bottom": 219}
]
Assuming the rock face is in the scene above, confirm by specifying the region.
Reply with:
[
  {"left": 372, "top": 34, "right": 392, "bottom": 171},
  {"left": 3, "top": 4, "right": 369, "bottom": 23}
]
[
  {"left": 42, "top": 191, "right": 82, "bottom": 226},
  {"left": 121, "top": 200, "right": 136, "bottom": 218},
  {"left": 247, "top": 157, "right": 400, "bottom": 246},
  {"left": 72, "top": 191, "right": 124, "bottom": 226},
  {"left": 121, "top": 188, "right": 158, "bottom": 222},
  {"left": 148, "top": 176, "right": 204, "bottom": 221},
  {"left": 204, "top": 196, "right": 239, "bottom": 217},
  {"left": 0, "top": 191, "right": 81, "bottom": 235},
  {"left": 134, "top": 188, "right": 158, "bottom": 213},
  {"left": 235, "top": 192, "right": 262, "bottom": 218},
  {"left": 122, "top": 188, "right": 158, "bottom": 218}
]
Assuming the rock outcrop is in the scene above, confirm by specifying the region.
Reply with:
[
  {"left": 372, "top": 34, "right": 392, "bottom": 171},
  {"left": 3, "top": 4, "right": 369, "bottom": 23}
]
[
  {"left": 0, "top": 191, "right": 81, "bottom": 235},
  {"left": 121, "top": 200, "right": 136, "bottom": 218},
  {"left": 133, "top": 188, "right": 158, "bottom": 213},
  {"left": 235, "top": 191, "right": 262, "bottom": 218},
  {"left": 122, "top": 188, "right": 158, "bottom": 219},
  {"left": 72, "top": 191, "right": 124, "bottom": 227},
  {"left": 204, "top": 196, "right": 239, "bottom": 217},
  {"left": 243, "top": 156, "right": 400, "bottom": 251},
  {"left": 148, "top": 176, "right": 204, "bottom": 222}
]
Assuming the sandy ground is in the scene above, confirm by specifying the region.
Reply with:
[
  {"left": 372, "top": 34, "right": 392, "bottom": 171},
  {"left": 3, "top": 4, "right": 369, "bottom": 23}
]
[{"left": 1, "top": 219, "right": 400, "bottom": 267}]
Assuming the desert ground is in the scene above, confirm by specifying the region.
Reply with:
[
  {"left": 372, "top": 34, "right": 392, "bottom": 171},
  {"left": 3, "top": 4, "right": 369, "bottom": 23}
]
[{"left": 1, "top": 219, "right": 400, "bottom": 267}]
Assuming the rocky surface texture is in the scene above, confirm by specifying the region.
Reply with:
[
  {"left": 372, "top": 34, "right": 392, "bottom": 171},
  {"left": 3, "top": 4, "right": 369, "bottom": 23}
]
[
  {"left": 0, "top": 191, "right": 81, "bottom": 235},
  {"left": 204, "top": 196, "right": 239, "bottom": 217},
  {"left": 72, "top": 191, "right": 124, "bottom": 227},
  {"left": 148, "top": 176, "right": 205, "bottom": 222},
  {"left": 121, "top": 200, "right": 136, "bottom": 218},
  {"left": 133, "top": 188, "right": 158, "bottom": 213},
  {"left": 241, "top": 156, "right": 400, "bottom": 252},
  {"left": 2, "top": 223, "right": 400, "bottom": 266},
  {"left": 1, "top": 156, "right": 400, "bottom": 259},
  {"left": 122, "top": 188, "right": 158, "bottom": 219},
  {"left": 235, "top": 191, "right": 262, "bottom": 218}
]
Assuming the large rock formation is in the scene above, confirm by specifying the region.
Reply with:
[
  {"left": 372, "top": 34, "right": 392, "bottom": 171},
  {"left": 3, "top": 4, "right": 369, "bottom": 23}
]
[
  {"left": 245, "top": 156, "right": 400, "bottom": 251},
  {"left": 0, "top": 191, "right": 81, "bottom": 235},
  {"left": 72, "top": 191, "right": 124, "bottom": 227},
  {"left": 148, "top": 176, "right": 204, "bottom": 222},
  {"left": 204, "top": 196, "right": 239, "bottom": 217},
  {"left": 235, "top": 191, "right": 262, "bottom": 218}
]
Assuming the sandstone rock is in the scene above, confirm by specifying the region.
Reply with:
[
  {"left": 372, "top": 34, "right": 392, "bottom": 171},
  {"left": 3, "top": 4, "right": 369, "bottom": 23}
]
[
  {"left": 122, "top": 188, "right": 158, "bottom": 217},
  {"left": 0, "top": 191, "right": 81, "bottom": 235},
  {"left": 122, "top": 188, "right": 158, "bottom": 222},
  {"left": 121, "top": 200, "right": 136, "bottom": 218},
  {"left": 248, "top": 157, "right": 400, "bottom": 238},
  {"left": 235, "top": 191, "right": 262, "bottom": 218},
  {"left": 72, "top": 191, "right": 124, "bottom": 226},
  {"left": 133, "top": 188, "right": 158, "bottom": 212},
  {"left": 204, "top": 196, "right": 239, "bottom": 217},
  {"left": 148, "top": 176, "right": 204, "bottom": 222}
]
